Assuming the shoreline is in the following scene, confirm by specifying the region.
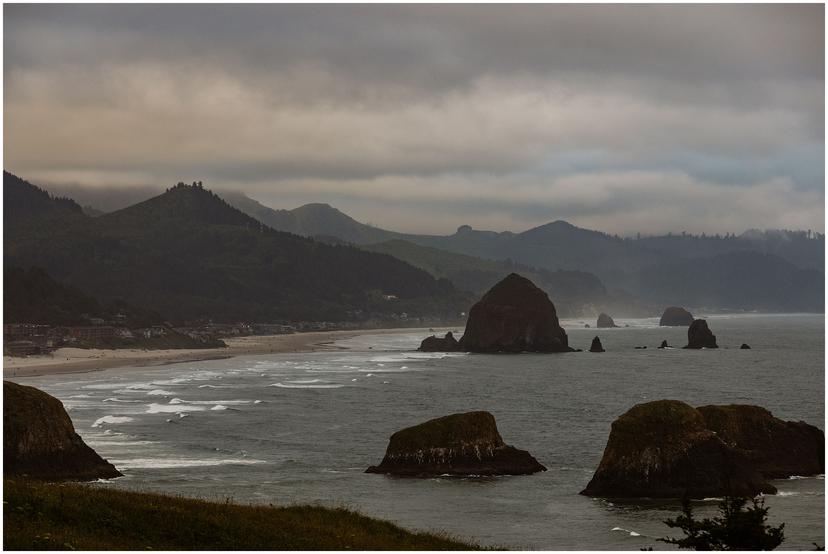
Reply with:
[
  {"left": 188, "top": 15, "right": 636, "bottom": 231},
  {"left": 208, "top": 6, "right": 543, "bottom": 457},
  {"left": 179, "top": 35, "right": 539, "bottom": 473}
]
[{"left": 3, "top": 327, "right": 450, "bottom": 379}]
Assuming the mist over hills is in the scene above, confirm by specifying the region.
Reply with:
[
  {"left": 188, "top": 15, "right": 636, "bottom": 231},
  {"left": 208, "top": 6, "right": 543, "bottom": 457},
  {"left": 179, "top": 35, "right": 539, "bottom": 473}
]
[
  {"left": 22, "top": 180, "right": 827, "bottom": 316},
  {"left": 4, "top": 173, "right": 470, "bottom": 324}
]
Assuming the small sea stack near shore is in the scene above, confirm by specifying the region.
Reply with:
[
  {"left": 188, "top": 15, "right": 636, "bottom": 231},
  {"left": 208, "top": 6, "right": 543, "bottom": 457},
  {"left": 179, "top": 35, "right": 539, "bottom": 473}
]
[
  {"left": 659, "top": 306, "right": 694, "bottom": 326},
  {"left": 418, "top": 331, "right": 460, "bottom": 352},
  {"left": 596, "top": 313, "right": 618, "bottom": 328},
  {"left": 366, "top": 411, "right": 546, "bottom": 476},
  {"left": 4, "top": 381, "right": 122, "bottom": 481},
  {"left": 589, "top": 336, "right": 604, "bottom": 352},
  {"left": 419, "top": 273, "right": 573, "bottom": 353},
  {"left": 684, "top": 319, "right": 718, "bottom": 349}
]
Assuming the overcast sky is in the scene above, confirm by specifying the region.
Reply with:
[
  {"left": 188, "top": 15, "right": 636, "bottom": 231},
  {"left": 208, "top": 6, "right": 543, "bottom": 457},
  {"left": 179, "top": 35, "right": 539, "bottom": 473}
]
[{"left": 4, "top": 4, "right": 824, "bottom": 235}]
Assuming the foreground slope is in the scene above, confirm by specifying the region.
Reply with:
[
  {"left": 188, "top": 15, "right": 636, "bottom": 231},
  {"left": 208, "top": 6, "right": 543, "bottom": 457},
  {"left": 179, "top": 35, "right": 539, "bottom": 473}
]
[
  {"left": 5, "top": 177, "right": 469, "bottom": 323},
  {"left": 4, "top": 479, "right": 478, "bottom": 550}
]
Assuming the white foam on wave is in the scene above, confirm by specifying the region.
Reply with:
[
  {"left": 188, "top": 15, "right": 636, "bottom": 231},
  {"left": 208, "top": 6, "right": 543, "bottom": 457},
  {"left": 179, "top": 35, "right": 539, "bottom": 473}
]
[
  {"left": 168, "top": 398, "right": 252, "bottom": 406},
  {"left": 776, "top": 491, "right": 799, "bottom": 497},
  {"left": 211, "top": 405, "right": 228, "bottom": 411},
  {"left": 91, "top": 416, "right": 135, "bottom": 428},
  {"left": 146, "top": 389, "right": 174, "bottom": 396},
  {"left": 611, "top": 527, "right": 642, "bottom": 537},
  {"left": 788, "top": 474, "right": 824, "bottom": 480},
  {"left": 254, "top": 400, "right": 263, "bottom": 404},
  {"left": 269, "top": 382, "right": 345, "bottom": 389},
  {"left": 146, "top": 403, "right": 206, "bottom": 414},
  {"left": 103, "top": 397, "right": 143, "bottom": 403},
  {"left": 110, "top": 457, "right": 266, "bottom": 470},
  {"left": 284, "top": 379, "right": 323, "bottom": 384}
]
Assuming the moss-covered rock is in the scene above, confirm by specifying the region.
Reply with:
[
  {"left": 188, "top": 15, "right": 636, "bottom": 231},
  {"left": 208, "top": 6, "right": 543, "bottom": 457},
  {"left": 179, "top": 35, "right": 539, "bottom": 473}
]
[
  {"left": 366, "top": 411, "right": 546, "bottom": 476},
  {"left": 4, "top": 381, "right": 121, "bottom": 481},
  {"left": 698, "top": 404, "right": 824, "bottom": 479},
  {"left": 581, "top": 400, "right": 775, "bottom": 498}
]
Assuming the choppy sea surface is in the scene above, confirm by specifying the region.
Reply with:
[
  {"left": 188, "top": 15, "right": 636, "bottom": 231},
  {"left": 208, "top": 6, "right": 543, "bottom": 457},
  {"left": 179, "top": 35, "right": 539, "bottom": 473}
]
[{"left": 13, "top": 314, "right": 824, "bottom": 550}]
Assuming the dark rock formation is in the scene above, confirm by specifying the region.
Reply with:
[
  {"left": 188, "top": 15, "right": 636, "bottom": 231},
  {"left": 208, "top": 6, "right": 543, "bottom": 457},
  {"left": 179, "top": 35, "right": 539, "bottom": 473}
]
[
  {"left": 584, "top": 324, "right": 590, "bottom": 328},
  {"left": 4, "top": 381, "right": 122, "bottom": 480},
  {"left": 419, "top": 332, "right": 460, "bottom": 352},
  {"left": 581, "top": 400, "right": 775, "bottom": 498},
  {"left": 740, "top": 343, "right": 751, "bottom": 350},
  {"left": 658, "top": 340, "right": 669, "bottom": 349},
  {"left": 366, "top": 411, "right": 546, "bottom": 476},
  {"left": 659, "top": 307, "right": 694, "bottom": 326},
  {"left": 457, "top": 273, "right": 573, "bottom": 353},
  {"left": 698, "top": 404, "right": 824, "bottom": 479},
  {"left": 589, "top": 336, "right": 605, "bottom": 352},
  {"left": 684, "top": 319, "right": 718, "bottom": 349},
  {"left": 596, "top": 313, "right": 618, "bottom": 328},
  {"left": 635, "top": 346, "right": 647, "bottom": 349}
]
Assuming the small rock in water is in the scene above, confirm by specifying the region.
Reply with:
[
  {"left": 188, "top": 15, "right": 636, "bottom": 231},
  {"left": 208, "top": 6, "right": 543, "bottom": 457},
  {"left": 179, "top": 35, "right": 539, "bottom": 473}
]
[
  {"left": 589, "top": 336, "right": 605, "bottom": 353},
  {"left": 740, "top": 343, "right": 751, "bottom": 349},
  {"left": 658, "top": 340, "right": 669, "bottom": 349},
  {"left": 635, "top": 346, "right": 647, "bottom": 349}
]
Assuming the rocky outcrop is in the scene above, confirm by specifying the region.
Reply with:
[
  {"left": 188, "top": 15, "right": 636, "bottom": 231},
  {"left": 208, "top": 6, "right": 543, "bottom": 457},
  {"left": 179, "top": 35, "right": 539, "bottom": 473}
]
[
  {"left": 366, "top": 411, "right": 546, "bottom": 476},
  {"left": 740, "top": 343, "right": 751, "bottom": 350},
  {"left": 581, "top": 400, "right": 776, "bottom": 498},
  {"left": 658, "top": 340, "right": 669, "bottom": 349},
  {"left": 698, "top": 405, "right": 823, "bottom": 479},
  {"left": 419, "top": 332, "right": 460, "bottom": 352},
  {"left": 659, "top": 307, "right": 694, "bottom": 326},
  {"left": 596, "top": 313, "right": 618, "bottom": 328},
  {"left": 589, "top": 337, "right": 605, "bottom": 352},
  {"left": 454, "top": 273, "right": 573, "bottom": 353},
  {"left": 684, "top": 319, "right": 718, "bottom": 349},
  {"left": 4, "top": 381, "right": 122, "bottom": 480}
]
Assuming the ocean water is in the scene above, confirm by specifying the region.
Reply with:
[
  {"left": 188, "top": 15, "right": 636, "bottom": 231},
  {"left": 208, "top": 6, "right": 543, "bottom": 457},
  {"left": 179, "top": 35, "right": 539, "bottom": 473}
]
[{"left": 13, "top": 314, "right": 824, "bottom": 550}]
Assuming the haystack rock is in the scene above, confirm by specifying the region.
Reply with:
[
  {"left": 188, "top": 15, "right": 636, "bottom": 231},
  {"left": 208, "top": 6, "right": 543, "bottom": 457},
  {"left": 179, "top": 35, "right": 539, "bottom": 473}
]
[
  {"left": 658, "top": 340, "right": 669, "bottom": 349},
  {"left": 456, "top": 273, "right": 573, "bottom": 353},
  {"left": 4, "top": 381, "right": 122, "bottom": 480},
  {"left": 419, "top": 332, "right": 460, "bottom": 352},
  {"left": 684, "top": 319, "right": 718, "bottom": 349},
  {"left": 589, "top": 336, "right": 605, "bottom": 352},
  {"left": 581, "top": 400, "right": 775, "bottom": 498},
  {"left": 659, "top": 307, "right": 694, "bottom": 326},
  {"left": 596, "top": 313, "right": 618, "bottom": 328},
  {"left": 740, "top": 343, "right": 751, "bottom": 350},
  {"left": 366, "top": 411, "right": 546, "bottom": 476},
  {"left": 698, "top": 405, "right": 823, "bottom": 478}
]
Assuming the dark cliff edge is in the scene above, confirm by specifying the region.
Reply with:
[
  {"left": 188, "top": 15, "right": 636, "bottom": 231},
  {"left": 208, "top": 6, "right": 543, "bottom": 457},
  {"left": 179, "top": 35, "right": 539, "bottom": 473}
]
[
  {"left": 366, "top": 411, "right": 546, "bottom": 476},
  {"left": 4, "top": 381, "right": 121, "bottom": 481}
]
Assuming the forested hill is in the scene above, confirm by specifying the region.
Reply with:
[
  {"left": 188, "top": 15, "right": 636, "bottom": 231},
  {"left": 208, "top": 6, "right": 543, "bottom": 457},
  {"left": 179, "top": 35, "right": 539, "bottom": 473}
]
[
  {"left": 220, "top": 191, "right": 405, "bottom": 245},
  {"left": 4, "top": 172, "right": 85, "bottom": 232},
  {"left": 4, "top": 177, "right": 471, "bottom": 324}
]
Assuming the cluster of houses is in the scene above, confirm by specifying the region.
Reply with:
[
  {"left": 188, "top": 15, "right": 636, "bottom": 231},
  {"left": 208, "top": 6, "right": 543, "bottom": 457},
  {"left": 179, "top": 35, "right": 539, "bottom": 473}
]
[{"left": 2, "top": 318, "right": 400, "bottom": 358}]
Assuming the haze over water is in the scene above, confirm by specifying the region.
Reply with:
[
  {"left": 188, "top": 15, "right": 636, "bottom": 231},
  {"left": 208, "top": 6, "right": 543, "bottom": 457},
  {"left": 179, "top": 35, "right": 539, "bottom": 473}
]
[{"left": 16, "top": 314, "right": 824, "bottom": 550}]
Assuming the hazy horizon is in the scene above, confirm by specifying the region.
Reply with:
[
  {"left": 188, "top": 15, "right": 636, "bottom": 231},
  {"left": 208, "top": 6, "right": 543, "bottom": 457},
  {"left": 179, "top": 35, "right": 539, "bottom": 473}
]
[{"left": 5, "top": 4, "right": 825, "bottom": 235}]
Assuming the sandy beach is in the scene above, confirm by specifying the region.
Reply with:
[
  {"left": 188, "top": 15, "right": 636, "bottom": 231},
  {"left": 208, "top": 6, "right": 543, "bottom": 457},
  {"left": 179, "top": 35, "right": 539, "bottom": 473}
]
[{"left": 3, "top": 327, "right": 444, "bottom": 378}]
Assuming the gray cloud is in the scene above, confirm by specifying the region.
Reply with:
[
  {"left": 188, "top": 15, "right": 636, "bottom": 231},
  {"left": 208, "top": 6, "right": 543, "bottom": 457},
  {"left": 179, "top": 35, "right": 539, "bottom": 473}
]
[{"left": 4, "top": 4, "right": 824, "bottom": 234}]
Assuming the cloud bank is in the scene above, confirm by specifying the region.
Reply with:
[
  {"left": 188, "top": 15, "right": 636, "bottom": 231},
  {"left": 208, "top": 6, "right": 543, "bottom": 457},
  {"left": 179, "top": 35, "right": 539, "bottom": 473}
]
[{"left": 4, "top": 4, "right": 824, "bottom": 234}]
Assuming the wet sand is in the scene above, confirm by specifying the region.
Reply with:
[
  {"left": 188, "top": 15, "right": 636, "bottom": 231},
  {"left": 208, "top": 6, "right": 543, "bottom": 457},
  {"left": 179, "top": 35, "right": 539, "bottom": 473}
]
[{"left": 3, "top": 327, "right": 441, "bottom": 378}]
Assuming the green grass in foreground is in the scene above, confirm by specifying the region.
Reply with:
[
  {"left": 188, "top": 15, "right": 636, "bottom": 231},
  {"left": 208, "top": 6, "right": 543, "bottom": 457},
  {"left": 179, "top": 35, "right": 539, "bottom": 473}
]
[{"left": 3, "top": 479, "right": 481, "bottom": 550}]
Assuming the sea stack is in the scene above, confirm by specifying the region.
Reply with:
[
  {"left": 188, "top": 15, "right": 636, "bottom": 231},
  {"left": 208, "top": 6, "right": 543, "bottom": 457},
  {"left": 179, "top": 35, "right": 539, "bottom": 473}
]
[
  {"left": 419, "top": 332, "right": 460, "bottom": 352},
  {"left": 589, "top": 336, "right": 605, "bottom": 352},
  {"left": 581, "top": 400, "right": 775, "bottom": 498},
  {"left": 4, "top": 381, "right": 122, "bottom": 480},
  {"left": 456, "top": 273, "right": 573, "bottom": 353},
  {"left": 740, "top": 343, "right": 751, "bottom": 349},
  {"left": 366, "top": 411, "right": 546, "bottom": 476},
  {"left": 658, "top": 340, "right": 669, "bottom": 349},
  {"left": 659, "top": 307, "right": 694, "bottom": 326},
  {"left": 684, "top": 319, "right": 718, "bottom": 349},
  {"left": 697, "top": 404, "right": 824, "bottom": 478},
  {"left": 596, "top": 313, "right": 618, "bottom": 328}
]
